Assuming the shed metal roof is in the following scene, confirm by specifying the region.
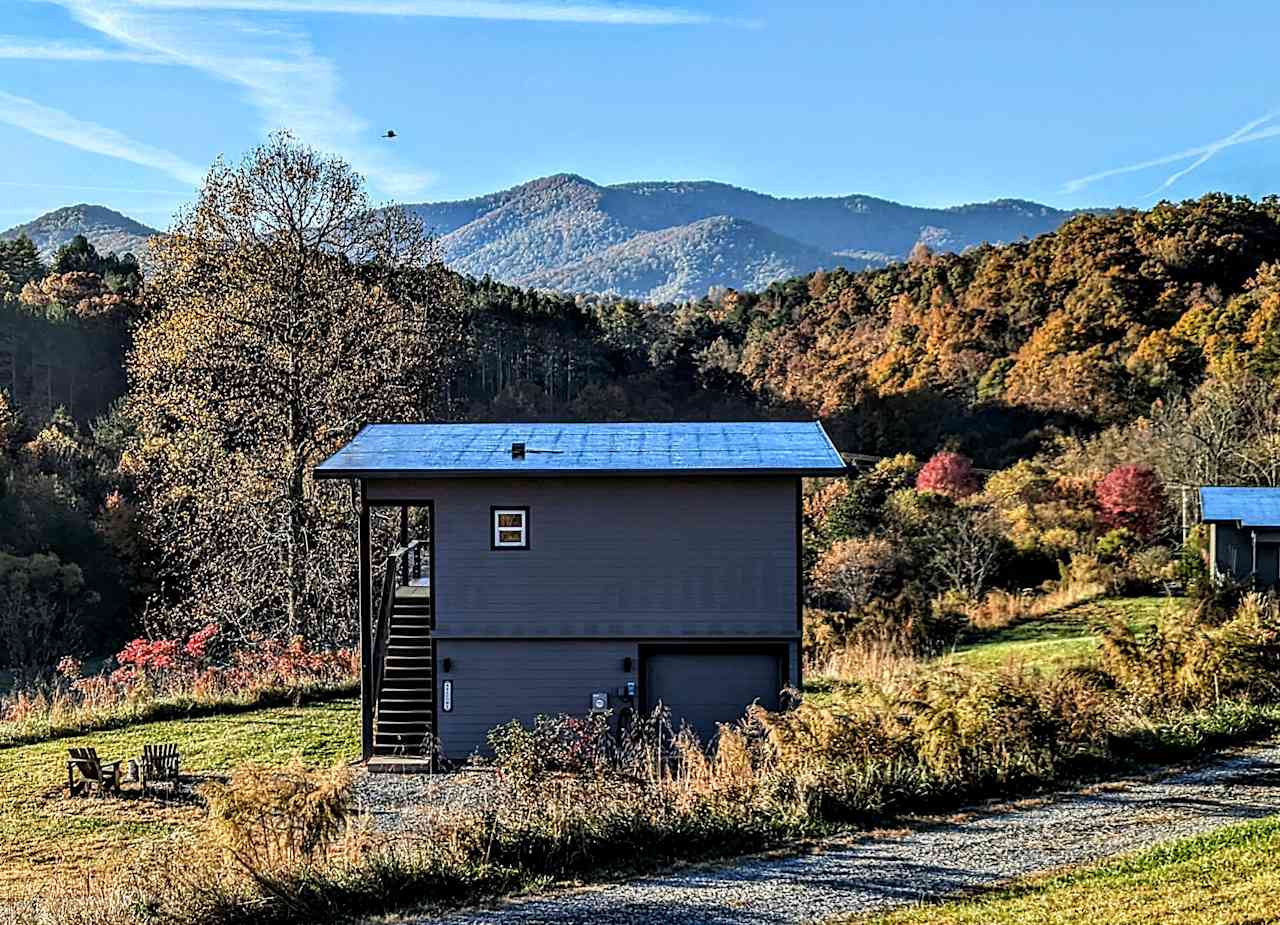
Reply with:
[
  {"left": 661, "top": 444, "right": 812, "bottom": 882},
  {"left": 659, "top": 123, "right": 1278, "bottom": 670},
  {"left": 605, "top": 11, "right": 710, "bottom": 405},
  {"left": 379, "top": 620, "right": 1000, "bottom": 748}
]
[
  {"left": 1200, "top": 487, "right": 1280, "bottom": 526},
  {"left": 314, "top": 421, "right": 847, "bottom": 479}
]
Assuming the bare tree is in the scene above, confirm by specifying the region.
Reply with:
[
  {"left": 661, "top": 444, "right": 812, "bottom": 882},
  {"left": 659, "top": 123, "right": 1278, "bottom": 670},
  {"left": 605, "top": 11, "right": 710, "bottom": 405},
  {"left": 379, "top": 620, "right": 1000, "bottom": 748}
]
[
  {"left": 1150, "top": 370, "right": 1280, "bottom": 488},
  {"left": 812, "top": 536, "right": 900, "bottom": 611},
  {"left": 929, "top": 507, "right": 1005, "bottom": 600}
]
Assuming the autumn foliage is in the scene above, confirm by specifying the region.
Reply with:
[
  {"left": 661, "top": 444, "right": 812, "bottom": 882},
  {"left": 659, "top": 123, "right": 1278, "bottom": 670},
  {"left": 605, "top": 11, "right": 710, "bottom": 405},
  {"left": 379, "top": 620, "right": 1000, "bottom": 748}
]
[
  {"left": 916, "top": 451, "right": 979, "bottom": 498},
  {"left": 1095, "top": 464, "right": 1166, "bottom": 540}
]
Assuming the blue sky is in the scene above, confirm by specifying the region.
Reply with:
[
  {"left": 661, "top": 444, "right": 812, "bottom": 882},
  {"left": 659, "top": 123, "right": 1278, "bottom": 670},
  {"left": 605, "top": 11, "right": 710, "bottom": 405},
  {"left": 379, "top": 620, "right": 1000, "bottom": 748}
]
[{"left": 0, "top": 1, "right": 1277, "bottom": 228}]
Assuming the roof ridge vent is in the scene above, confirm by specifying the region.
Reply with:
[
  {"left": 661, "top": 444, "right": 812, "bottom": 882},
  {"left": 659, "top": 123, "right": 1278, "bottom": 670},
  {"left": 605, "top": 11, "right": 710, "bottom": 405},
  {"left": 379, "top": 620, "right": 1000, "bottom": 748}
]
[{"left": 511, "top": 442, "right": 526, "bottom": 460}]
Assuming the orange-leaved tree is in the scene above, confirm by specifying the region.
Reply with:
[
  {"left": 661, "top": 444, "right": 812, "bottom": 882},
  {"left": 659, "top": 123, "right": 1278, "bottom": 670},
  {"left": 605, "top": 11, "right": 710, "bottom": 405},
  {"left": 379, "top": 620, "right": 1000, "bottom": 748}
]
[{"left": 127, "top": 133, "right": 464, "bottom": 645}]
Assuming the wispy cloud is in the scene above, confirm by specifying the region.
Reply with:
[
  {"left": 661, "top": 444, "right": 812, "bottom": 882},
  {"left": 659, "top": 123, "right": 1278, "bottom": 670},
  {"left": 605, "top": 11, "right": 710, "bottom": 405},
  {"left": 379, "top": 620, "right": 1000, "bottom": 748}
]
[
  {"left": 0, "top": 90, "right": 205, "bottom": 185},
  {"left": 1064, "top": 109, "right": 1280, "bottom": 197},
  {"left": 24, "top": 0, "right": 726, "bottom": 198},
  {"left": 0, "top": 35, "right": 170, "bottom": 62},
  {"left": 47, "top": 0, "right": 445, "bottom": 196},
  {"left": 89, "top": 0, "right": 723, "bottom": 26}
]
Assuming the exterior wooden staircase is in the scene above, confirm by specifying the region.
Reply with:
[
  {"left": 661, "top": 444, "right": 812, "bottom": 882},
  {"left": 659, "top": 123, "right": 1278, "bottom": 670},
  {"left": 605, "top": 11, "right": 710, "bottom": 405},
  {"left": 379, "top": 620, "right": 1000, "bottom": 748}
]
[{"left": 369, "top": 542, "right": 435, "bottom": 770}]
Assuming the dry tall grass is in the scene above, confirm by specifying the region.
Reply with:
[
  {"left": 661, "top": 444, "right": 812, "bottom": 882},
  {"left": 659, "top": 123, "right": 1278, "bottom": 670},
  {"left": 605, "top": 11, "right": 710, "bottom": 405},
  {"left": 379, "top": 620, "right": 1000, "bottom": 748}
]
[
  {"left": 966, "top": 580, "right": 1105, "bottom": 631},
  {"left": 1098, "top": 592, "right": 1280, "bottom": 711},
  {"left": 0, "top": 644, "right": 358, "bottom": 746}
]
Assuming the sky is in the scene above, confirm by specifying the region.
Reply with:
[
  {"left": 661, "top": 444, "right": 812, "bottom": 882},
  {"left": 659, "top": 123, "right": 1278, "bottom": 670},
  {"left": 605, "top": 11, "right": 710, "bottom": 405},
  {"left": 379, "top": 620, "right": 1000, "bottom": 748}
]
[{"left": 0, "top": 0, "right": 1278, "bottom": 228}]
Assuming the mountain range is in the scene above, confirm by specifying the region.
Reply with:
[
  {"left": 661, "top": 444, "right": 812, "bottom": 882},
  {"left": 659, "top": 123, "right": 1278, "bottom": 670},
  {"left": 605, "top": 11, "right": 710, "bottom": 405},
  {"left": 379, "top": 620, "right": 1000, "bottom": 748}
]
[
  {"left": 405, "top": 175, "right": 1082, "bottom": 300},
  {"left": 3, "top": 176, "right": 1084, "bottom": 300}
]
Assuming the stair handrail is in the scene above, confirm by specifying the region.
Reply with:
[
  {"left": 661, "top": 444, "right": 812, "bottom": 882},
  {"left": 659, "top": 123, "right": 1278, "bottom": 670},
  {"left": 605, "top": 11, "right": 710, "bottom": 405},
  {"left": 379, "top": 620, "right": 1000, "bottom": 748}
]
[
  {"left": 371, "top": 539, "right": 428, "bottom": 707},
  {"left": 371, "top": 554, "right": 397, "bottom": 709}
]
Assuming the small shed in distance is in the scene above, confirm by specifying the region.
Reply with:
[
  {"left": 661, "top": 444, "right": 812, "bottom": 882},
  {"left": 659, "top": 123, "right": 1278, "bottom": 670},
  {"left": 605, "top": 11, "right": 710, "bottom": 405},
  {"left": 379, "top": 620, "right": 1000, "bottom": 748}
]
[
  {"left": 1200, "top": 486, "right": 1280, "bottom": 586},
  {"left": 314, "top": 421, "right": 848, "bottom": 768}
]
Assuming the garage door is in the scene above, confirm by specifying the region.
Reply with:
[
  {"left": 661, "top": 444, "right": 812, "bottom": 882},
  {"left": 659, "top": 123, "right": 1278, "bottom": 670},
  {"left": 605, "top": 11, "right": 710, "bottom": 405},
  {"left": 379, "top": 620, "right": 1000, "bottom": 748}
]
[{"left": 643, "top": 648, "right": 784, "bottom": 745}]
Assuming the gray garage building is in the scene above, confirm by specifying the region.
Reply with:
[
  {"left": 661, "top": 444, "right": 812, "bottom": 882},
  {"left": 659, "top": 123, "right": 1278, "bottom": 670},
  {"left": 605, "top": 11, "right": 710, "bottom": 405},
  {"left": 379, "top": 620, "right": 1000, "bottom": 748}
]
[{"left": 314, "top": 421, "right": 847, "bottom": 769}]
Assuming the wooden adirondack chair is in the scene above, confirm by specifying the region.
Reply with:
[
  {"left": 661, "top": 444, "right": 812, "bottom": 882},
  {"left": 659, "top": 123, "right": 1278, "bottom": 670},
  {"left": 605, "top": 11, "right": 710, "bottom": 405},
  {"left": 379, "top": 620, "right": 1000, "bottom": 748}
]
[
  {"left": 66, "top": 747, "right": 122, "bottom": 796},
  {"left": 141, "top": 743, "right": 181, "bottom": 796}
]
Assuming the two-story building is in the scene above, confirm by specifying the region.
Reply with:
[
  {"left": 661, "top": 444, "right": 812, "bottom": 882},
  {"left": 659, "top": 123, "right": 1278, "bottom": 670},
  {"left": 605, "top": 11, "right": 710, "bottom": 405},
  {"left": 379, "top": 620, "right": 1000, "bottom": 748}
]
[{"left": 314, "top": 421, "right": 847, "bottom": 768}]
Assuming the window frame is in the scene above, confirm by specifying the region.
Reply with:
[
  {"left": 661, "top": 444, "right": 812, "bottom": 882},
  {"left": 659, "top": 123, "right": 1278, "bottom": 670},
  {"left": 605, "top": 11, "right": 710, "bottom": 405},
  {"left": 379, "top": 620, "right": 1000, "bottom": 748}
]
[{"left": 490, "top": 506, "right": 530, "bottom": 550}]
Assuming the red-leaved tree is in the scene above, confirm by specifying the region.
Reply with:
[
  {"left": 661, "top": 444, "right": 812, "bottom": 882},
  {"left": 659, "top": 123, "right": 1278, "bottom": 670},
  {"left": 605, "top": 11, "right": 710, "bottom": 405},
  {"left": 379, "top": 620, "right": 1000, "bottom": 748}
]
[
  {"left": 916, "top": 451, "right": 979, "bottom": 499},
  {"left": 1095, "top": 464, "right": 1165, "bottom": 539}
]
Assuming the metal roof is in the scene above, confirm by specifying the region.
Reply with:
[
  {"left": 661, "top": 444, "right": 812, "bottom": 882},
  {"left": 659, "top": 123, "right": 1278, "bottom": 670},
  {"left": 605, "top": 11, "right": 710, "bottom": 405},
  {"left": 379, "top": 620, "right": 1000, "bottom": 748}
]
[
  {"left": 1200, "top": 487, "right": 1280, "bottom": 526},
  {"left": 314, "top": 421, "right": 847, "bottom": 479}
]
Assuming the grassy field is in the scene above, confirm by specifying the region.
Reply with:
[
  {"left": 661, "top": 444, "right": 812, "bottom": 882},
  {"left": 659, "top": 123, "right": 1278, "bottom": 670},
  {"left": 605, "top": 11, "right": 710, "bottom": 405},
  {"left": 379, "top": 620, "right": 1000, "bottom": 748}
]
[
  {"left": 0, "top": 698, "right": 359, "bottom": 897},
  {"left": 843, "top": 813, "right": 1280, "bottom": 925},
  {"left": 947, "top": 596, "right": 1170, "bottom": 673}
]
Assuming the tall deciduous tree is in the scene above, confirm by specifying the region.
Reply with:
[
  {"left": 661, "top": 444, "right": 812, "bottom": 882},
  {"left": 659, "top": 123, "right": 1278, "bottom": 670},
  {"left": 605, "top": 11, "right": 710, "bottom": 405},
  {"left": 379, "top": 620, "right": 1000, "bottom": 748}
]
[{"left": 128, "top": 133, "right": 464, "bottom": 644}]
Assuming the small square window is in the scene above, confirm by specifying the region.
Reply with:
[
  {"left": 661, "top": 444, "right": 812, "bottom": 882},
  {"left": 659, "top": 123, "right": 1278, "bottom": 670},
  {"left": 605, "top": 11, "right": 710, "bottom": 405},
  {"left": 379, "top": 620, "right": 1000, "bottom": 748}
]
[{"left": 492, "top": 508, "right": 528, "bottom": 549}]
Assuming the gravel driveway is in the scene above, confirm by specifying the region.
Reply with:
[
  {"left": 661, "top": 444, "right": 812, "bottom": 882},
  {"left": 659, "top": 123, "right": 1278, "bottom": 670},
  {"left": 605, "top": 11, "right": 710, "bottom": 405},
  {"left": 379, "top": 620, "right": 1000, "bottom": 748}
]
[{"left": 392, "top": 741, "right": 1280, "bottom": 924}]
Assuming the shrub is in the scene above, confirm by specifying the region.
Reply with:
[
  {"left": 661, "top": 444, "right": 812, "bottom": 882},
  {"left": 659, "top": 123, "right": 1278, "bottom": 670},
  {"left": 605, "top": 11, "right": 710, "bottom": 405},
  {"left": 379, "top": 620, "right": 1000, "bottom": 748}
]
[
  {"left": 1097, "top": 593, "right": 1280, "bottom": 711},
  {"left": 916, "top": 451, "right": 979, "bottom": 499},
  {"left": 1095, "top": 464, "right": 1165, "bottom": 540},
  {"left": 1179, "top": 523, "right": 1211, "bottom": 593},
  {"left": 0, "top": 634, "right": 358, "bottom": 745},
  {"left": 1096, "top": 527, "right": 1138, "bottom": 562},
  {"left": 202, "top": 759, "right": 355, "bottom": 871},
  {"left": 489, "top": 712, "right": 604, "bottom": 785},
  {"left": 811, "top": 536, "right": 901, "bottom": 611}
]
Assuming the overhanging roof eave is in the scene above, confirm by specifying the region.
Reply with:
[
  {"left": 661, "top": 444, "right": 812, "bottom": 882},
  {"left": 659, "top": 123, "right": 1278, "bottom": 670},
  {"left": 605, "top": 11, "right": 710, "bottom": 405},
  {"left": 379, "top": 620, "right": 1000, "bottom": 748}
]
[{"left": 313, "top": 465, "right": 850, "bottom": 480}]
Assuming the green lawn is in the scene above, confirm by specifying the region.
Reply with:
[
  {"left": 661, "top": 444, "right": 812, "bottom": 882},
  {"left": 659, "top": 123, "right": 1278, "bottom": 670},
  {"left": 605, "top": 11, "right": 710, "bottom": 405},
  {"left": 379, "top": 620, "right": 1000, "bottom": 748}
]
[
  {"left": 0, "top": 698, "right": 359, "bottom": 895},
  {"left": 947, "top": 596, "right": 1170, "bottom": 673},
  {"left": 841, "top": 814, "right": 1280, "bottom": 925}
]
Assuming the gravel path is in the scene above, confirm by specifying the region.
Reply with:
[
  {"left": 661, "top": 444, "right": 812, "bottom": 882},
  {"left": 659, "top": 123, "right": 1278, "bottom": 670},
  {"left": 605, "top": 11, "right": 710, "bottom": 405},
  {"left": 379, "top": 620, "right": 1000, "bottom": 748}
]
[{"left": 396, "top": 741, "right": 1280, "bottom": 924}]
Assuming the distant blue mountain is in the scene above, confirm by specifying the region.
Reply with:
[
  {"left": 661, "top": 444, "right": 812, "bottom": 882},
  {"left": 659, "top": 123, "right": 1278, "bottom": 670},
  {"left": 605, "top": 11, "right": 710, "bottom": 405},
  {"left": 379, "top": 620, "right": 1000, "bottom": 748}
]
[
  {"left": 1, "top": 204, "right": 156, "bottom": 262},
  {"left": 407, "top": 174, "right": 1083, "bottom": 301}
]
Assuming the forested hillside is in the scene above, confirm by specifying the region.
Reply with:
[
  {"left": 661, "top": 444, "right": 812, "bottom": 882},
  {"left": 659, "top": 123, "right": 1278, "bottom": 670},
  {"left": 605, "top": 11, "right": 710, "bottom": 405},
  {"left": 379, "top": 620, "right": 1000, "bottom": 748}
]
[
  {"left": 450, "top": 193, "right": 1280, "bottom": 465},
  {"left": 5, "top": 193, "right": 1277, "bottom": 465},
  {"left": 0, "top": 205, "right": 155, "bottom": 263}
]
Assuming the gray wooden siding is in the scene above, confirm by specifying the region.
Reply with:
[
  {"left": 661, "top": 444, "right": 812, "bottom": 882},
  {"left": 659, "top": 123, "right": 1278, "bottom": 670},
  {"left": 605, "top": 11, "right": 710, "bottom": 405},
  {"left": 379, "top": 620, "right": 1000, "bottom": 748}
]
[
  {"left": 1211, "top": 522, "right": 1280, "bottom": 586},
  {"left": 369, "top": 476, "right": 799, "bottom": 638},
  {"left": 434, "top": 638, "right": 800, "bottom": 759},
  {"left": 435, "top": 639, "right": 636, "bottom": 758}
]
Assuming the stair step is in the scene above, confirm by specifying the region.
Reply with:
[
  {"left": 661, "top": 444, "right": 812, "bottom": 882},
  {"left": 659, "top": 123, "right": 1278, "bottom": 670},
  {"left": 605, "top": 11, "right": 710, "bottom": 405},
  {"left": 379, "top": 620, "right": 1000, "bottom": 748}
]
[{"left": 367, "top": 756, "right": 434, "bottom": 772}]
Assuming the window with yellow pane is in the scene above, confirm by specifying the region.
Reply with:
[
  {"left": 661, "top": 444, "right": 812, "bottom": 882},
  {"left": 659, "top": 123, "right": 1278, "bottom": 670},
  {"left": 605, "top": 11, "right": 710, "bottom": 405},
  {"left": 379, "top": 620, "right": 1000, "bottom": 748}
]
[{"left": 491, "top": 507, "right": 529, "bottom": 549}]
